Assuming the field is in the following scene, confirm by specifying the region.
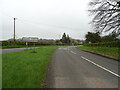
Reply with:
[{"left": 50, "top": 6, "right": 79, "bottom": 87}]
[
  {"left": 77, "top": 46, "right": 119, "bottom": 59},
  {"left": 2, "top": 46, "right": 58, "bottom": 88}
]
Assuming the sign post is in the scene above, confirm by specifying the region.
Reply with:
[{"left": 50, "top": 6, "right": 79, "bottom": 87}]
[
  {"left": 22, "top": 37, "right": 39, "bottom": 53},
  {"left": 26, "top": 42, "right": 28, "bottom": 49}
]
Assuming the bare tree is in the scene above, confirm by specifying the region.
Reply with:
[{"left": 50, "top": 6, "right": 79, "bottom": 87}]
[{"left": 88, "top": 0, "right": 120, "bottom": 35}]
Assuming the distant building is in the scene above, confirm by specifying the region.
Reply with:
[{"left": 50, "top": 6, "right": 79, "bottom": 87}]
[{"left": 71, "top": 39, "right": 84, "bottom": 45}]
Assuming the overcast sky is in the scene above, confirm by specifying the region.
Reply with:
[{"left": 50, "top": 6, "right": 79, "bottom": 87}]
[{"left": 1, "top": 0, "right": 92, "bottom": 40}]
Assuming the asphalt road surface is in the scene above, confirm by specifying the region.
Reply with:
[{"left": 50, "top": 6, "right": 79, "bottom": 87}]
[
  {"left": 1, "top": 47, "right": 39, "bottom": 54},
  {"left": 46, "top": 46, "right": 119, "bottom": 88}
]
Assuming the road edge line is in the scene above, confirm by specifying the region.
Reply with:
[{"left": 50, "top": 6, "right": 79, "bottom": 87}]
[{"left": 81, "top": 56, "right": 120, "bottom": 78}]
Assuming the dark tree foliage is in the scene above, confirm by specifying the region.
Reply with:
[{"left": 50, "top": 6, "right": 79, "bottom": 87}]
[
  {"left": 61, "top": 33, "right": 71, "bottom": 44},
  {"left": 89, "top": 0, "right": 120, "bottom": 35},
  {"left": 61, "top": 33, "right": 67, "bottom": 43},
  {"left": 85, "top": 32, "right": 101, "bottom": 43},
  {"left": 101, "top": 32, "right": 119, "bottom": 41},
  {"left": 66, "top": 35, "right": 71, "bottom": 43}
]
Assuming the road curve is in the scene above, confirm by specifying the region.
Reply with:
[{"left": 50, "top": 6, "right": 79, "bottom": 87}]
[{"left": 46, "top": 46, "right": 118, "bottom": 88}]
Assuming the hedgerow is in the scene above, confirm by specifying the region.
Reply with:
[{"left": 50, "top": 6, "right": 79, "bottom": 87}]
[{"left": 85, "top": 41, "right": 120, "bottom": 47}]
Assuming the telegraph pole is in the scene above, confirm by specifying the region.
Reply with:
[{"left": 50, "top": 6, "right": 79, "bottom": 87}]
[{"left": 14, "top": 18, "right": 16, "bottom": 42}]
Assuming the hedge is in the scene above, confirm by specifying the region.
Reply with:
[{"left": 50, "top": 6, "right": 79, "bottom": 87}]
[
  {"left": 85, "top": 41, "right": 120, "bottom": 47},
  {"left": 2, "top": 41, "right": 26, "bottom": 46}
]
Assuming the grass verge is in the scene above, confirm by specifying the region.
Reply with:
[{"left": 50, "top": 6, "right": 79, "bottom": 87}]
[
  {"left": 2, "top": 46, "right": 58, "bottom": 88},
  {"left": 77, "top": 46, "right": 119, "bottom": 59}
]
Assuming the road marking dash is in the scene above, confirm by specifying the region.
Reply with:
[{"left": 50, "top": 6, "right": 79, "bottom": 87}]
[
  {"left": 81, "top": 56, "right": 120, "bottom": 78},
  {"left": 70, "top": 51, "right": 77, "bottom": 55}
]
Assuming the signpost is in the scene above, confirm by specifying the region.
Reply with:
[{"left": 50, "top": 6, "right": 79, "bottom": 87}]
[
  {"left": 22, "top": 37, "right": 39, "bottom": 42},
  {"left": 22, "top": 37, "right": 39, "bottom": 53}
]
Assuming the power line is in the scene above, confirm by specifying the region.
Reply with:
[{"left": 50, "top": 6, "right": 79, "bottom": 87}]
[
  {"left": 0, "top": 9, "right": 80, "bottom": 31},
  {"left": 17, "top": 18, "right": 80, "bottom": 31}
]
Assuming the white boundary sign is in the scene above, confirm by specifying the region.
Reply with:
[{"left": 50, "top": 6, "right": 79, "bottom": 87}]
[{"left": 22, "top": 37, "right": 39, "bottom": 42}]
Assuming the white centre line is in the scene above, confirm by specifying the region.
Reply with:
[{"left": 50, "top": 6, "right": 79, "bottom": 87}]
[
  {"left": 70, "top": 51, "right": 77, "bottom": 55},
  {"left": 81, "top": 56, "right": 120, "bottom": 78}
]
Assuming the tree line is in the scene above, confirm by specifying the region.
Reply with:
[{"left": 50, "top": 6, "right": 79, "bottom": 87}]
[
  {"left": 85, "top": 31, "right": 120, "bottom": 47},
  {"left": 85, "top": 31, "right": 119, "bottom": 43}
]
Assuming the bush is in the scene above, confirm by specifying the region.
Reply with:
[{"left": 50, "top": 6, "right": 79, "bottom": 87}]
[
  {"left": 2, "top": 41, "right": 26, "bottom": 46},
  {"left": 2, "top": 41, "right": 8, "bottom": 46}
]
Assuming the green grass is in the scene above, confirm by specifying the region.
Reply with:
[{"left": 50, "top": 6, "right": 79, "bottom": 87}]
[
  {"left": 77, "top": 46, "right": 119, "bottom": 59},
  {"left": 2, "top": 46, "right": 58, "bottom": 88}
]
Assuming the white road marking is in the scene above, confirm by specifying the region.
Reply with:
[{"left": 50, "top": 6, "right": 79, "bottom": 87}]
[
  {"left": 81, "top": 56, "right": 120, "bottom": 78},
  {"left": 70, "top": 51, "right": 77, "bottom": 55},
  {"left": 58, "top": 48, "right": 67, "bottom": 50}
]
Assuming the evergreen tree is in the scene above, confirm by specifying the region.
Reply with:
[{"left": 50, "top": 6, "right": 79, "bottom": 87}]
[
  {"left": 62, "top": 33, "right": 67, "bottom": 43},
  {"left": 66, "top": 35, "right": 71, "bottom": 43},
  {"left": 61, "top": 33, "right": 71, "bottom": 44}
]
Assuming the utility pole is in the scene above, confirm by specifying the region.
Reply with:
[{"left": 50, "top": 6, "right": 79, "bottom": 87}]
[{"left": 13, "top": 18, "right": 16, "bottom": 43}]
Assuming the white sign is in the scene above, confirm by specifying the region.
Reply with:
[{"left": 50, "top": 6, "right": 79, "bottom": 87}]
[{"left": 22, "top": 37, "right": 39, "bottom": 42}]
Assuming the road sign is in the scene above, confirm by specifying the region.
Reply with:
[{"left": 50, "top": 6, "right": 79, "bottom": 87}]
[{"left": 22, "top": 37, "right": 39, "bottom": 42}]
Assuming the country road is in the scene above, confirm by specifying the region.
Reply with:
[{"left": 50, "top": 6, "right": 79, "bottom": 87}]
[{"left": 46, "top": 46, "right": 119, "bottom": 88}]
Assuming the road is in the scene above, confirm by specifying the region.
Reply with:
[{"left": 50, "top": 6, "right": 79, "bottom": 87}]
[
  {"left": 0, "top": 47, "right": 39, "bottom": 54},
  {"left": 46, "top": 46, "right": 119, "bottom": 88}
]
